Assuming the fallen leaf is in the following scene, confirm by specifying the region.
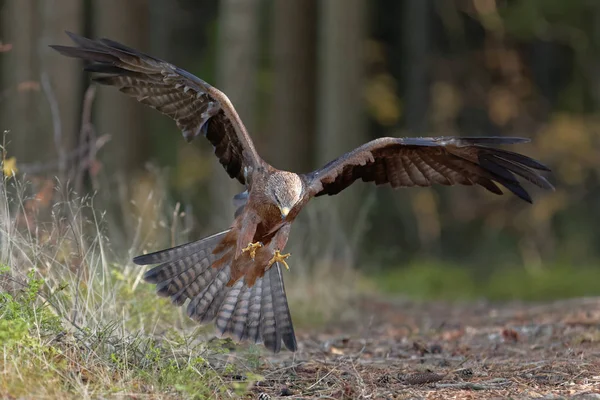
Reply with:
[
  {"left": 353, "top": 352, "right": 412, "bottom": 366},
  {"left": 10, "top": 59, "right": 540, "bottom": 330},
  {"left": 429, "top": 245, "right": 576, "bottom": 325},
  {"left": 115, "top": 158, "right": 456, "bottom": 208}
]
[{"left": 502, "top": 328, "right": 519, "bottom": 342}]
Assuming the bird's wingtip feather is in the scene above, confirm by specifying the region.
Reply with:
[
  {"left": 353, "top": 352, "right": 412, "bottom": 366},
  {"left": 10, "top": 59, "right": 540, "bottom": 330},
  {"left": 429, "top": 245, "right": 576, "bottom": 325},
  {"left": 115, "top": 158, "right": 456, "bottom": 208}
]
[
  {"left": 132, "top": 254, "right": 150, "bottom": 265},
  {"left": 65, "top": 30, "right": 83, "bottom": 43},
  {"left": 48, "top": 45, "right": 80, "bottom": 58}
]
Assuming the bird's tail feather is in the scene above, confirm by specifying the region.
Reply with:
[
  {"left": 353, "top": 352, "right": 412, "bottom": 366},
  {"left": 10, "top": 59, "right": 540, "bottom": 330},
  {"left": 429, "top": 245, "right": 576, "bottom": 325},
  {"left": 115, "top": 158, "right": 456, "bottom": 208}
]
[
  {"left": 134, "top": 231, "right": 297, "bottom": 352},
  {"left": 134, "top": 230, "right": 230, "bottom": 266},
  {"left": 186, "top": 261, "right": 297, "bottom": 352}
]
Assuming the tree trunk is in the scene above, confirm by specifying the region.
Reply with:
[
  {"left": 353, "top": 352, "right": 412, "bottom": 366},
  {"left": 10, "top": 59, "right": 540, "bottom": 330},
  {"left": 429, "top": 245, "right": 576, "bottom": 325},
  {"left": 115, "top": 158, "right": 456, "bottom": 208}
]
[
  {"left": 92, "top": 0, "right": 149, "bottom": 179},
  {"left": 211, "top": 0, "right": 261, "bottom": 228},
  {"left": 1, "top": 0, "right": 82, "bottom": 178},
  {"left": 403, "top": 0, "right": 431, "bottom": 133},
  {"left": 268, "top": 0, "right": 317, "bottom": 172},
  {"left": 592, "top": 3, "right": 600, "bottom": 112},
  {"left": 316, "top": 0, "right": 368, "bottom": 239}
]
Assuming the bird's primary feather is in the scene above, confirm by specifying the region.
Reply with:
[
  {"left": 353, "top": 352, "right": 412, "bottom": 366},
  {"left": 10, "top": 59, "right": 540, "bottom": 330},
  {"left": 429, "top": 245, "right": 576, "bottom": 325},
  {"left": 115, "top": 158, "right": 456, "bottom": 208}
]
[
  {"left": 50, "top": 31, "right": 262, "bottom": 186},
  {"left": 304, "top": 136, "right": 553, "bottom": 203}
]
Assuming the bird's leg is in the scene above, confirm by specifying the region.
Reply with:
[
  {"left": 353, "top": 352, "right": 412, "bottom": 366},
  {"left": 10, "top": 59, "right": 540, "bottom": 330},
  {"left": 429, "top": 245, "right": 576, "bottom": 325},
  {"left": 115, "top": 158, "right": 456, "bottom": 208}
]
[
  {"left": 242, "top": 242, "right": 262, "bottom": 260},
  {"left": 267, "top": 250, "right": 291, "bottom": 270},
  {"left": 235, "top": 209, "right": 261, "bottom": 259},
  {"left": 264, "top": 223, "right": 292, "bottom": 270}
]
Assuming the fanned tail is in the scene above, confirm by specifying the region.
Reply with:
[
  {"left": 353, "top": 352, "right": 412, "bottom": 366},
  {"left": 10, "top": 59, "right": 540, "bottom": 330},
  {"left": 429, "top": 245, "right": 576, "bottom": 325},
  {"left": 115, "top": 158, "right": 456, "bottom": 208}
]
[{"left": 134, "top": 232, "right": 297, "bottom": 352}]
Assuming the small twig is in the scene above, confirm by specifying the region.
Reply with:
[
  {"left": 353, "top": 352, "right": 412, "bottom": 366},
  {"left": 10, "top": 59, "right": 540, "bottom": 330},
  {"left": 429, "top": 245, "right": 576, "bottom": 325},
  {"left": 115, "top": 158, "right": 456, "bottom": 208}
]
[
  {"left": 74, "top": 85, "right": 98, "bottom": 193},
  {"left": 450, "top": 357, "right": 471, "bottom": 372},
  {"left": 171, "top": 202, "right": 180, "bottom": 248},
  {"left": 40, "top": 72, "right": 66, "bottom": 180},
  {"left": 349, "top": 359, "right": 369, "bottom": 398},
  {"left": 306, "top": 365, "right": 338, "bottom": 390},
  {"left": 17, "top": 134, "right": 109, "bottom": 175},
  {"left": 434, "top": 378, "right": 512, "bottom": 390},
  {"left": 263, "top": 361, "right": 306, "bottom": 378}
]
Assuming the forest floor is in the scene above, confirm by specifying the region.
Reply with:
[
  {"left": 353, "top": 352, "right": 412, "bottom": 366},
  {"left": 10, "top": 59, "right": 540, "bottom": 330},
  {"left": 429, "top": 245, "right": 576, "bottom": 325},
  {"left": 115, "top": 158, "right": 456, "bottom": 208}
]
[
  {"left": 2, "top": 278, "right": 600, "bottom": 399},
  {"left": 250, "top": 296, "right": 600, "bottom": 399}
]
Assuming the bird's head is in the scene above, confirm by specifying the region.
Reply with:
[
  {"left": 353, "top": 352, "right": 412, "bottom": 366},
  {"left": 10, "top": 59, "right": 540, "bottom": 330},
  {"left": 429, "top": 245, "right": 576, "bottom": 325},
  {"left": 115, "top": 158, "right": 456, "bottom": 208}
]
[{"left": 267, "top": 172, "right": 304, "bottom": 220}]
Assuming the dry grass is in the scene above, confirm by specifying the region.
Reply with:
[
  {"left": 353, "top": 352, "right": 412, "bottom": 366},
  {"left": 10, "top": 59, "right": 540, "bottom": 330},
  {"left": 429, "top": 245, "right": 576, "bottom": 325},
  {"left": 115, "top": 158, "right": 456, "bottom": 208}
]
[
  {"left": 0, "top": 173, "right": 359, "bottom": 399},
  {"left": 0, "top": 175, "right": 256, "bottom": 398}
]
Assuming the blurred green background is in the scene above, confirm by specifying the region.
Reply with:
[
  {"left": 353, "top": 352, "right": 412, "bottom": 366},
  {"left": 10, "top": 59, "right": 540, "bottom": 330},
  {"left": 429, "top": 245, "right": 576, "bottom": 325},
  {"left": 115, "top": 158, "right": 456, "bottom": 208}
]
[{"left": 1, "top": 0, "right": 599, "bottom": 301}]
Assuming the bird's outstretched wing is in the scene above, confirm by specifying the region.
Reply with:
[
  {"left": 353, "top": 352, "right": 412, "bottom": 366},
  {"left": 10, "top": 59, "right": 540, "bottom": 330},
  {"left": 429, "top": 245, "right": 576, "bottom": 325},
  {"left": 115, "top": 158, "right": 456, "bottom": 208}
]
[
  {"left": 51, "top": 32, "right": 262, "bottom": 185},
  {"left": 302, "top": 136, "right": 553, "bottom": 203}
]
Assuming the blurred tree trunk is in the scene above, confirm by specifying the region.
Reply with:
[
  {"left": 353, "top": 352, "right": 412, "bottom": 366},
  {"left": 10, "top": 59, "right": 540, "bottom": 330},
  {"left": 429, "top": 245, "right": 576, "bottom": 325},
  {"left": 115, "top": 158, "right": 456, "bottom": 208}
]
[
  {"left": 316, "top": 0, "right": 367, "bottom": 237},
  {"left": 403, "top": 0, "right": 431, "bottom": 133},
  {"left": 211, "top": 0, "right": 261, "bottom": 228},
  {"left": 402, "top": 0, "right": 438, "bottom": 256},
  {"left": 148, "top": 0, "right": 171, "bottom": 58},
  {"left": 90, "top": 1, "right": 150, "bottom": 248},
  {"left": 1, "top": 0, "right": 82, "bottom": 179},
  {"left": 92, "top": 0, "right": 149, "bottom": 179},
  {"left": 1, "top": 0, "right": 40, "bottom": 162},
  {"left": 591, "top": 3, "right": 600, "bottom": 111},
  {"left": 268, "top": 0, "right": 317, "bottom": 172}
]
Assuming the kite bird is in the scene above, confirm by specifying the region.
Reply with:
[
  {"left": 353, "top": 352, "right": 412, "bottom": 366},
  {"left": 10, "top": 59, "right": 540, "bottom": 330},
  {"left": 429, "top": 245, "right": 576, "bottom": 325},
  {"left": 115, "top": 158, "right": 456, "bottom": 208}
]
[{"left": 52, "top": 32, "right": 553, "bottom": 353}]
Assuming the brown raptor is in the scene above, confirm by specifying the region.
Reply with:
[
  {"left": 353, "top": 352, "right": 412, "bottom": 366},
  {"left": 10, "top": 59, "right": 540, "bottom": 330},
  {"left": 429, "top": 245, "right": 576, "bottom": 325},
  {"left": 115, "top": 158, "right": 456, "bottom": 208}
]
[{"left": 51, "top": 32, "right": 553, "bottom": 352}]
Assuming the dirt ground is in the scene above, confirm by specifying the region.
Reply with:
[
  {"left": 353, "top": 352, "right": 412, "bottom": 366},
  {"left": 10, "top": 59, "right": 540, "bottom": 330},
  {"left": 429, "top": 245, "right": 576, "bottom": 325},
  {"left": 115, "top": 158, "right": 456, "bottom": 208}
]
[{"left": 249, "top": 297, "right": 600, "bottom": 399}]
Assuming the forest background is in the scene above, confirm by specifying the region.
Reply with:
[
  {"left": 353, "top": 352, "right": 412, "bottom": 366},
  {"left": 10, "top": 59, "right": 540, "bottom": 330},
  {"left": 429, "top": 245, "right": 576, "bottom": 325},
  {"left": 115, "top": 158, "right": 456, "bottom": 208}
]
[{"left": 2, "top": 0, "right": 599, "bottom": 304}]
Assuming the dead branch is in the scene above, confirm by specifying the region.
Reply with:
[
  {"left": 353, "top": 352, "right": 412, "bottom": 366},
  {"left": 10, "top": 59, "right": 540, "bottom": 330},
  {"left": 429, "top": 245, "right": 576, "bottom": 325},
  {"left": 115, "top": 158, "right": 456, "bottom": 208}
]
[
  {"left": 40, "top": 71, "right": 66, "bottom": 180},
  {"left": 74, "top": 85, "right": 99, "bottom": 192},
  {"left": 16, "top": 134, "right": 110, "bottom": 176}
]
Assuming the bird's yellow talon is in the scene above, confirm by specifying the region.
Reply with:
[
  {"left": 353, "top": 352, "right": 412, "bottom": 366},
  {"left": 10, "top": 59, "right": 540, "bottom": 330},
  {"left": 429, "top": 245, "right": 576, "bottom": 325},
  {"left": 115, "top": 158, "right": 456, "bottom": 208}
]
[
  {"left": 242, "top": 242, "right": 262, "bottom": 259},
  {"left": 268, "top": 250, "right": 291, "bottom": 270}
]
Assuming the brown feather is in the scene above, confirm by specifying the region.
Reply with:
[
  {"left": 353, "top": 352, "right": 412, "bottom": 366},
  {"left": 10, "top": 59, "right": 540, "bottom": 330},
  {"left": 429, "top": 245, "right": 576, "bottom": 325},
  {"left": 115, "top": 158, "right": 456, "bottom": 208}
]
[
  {"left": 304, "top": 136, "right": 553, "bottom": 203},
  {"left": 50, "top": 32, "right": 262, "bottom": 185},
  {"left": 135, "top": 215, "right": 297, "bottom": 352}
]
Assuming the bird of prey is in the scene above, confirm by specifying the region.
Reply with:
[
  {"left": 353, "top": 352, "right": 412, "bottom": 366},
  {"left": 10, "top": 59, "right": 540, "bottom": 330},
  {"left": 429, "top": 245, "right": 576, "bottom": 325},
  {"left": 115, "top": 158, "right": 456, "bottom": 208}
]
[{"left": 52, "top": 32, "right": 553, "bottom": 353}]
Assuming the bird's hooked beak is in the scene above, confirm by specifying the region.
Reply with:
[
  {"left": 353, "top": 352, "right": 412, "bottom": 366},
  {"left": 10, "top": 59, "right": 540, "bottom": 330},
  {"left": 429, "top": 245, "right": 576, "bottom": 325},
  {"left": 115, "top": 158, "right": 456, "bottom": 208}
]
[{"left": 280, "top": 207, "right": 290, "bottom": 220}]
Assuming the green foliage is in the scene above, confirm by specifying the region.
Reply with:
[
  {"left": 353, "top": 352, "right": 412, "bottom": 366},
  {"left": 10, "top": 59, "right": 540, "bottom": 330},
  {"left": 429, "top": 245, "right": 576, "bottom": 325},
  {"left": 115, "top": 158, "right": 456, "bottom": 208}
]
[
  {"left": 0, "top": 269, "right": 263, "bottom": 398},
  {"left": 372, "top": 261, "right": 600, "bottom": 301},
  {"left": 0, "top": 268, "right": 61, "bottom": 347},
  {"left": 500, "top": 0, "right": 593, "bottom": 40},
  {"left": 371, "top": 262, "right": 479, "bottom": 301},
  {"left": 486, "top": 264, "right": 600, "bottom": 301}
]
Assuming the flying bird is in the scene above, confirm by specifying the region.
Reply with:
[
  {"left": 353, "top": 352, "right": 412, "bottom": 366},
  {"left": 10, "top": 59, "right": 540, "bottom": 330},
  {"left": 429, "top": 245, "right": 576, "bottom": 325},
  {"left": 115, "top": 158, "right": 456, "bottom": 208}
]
[{"left": 51, "top": 32, "right": 553, "bottom": 353}]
